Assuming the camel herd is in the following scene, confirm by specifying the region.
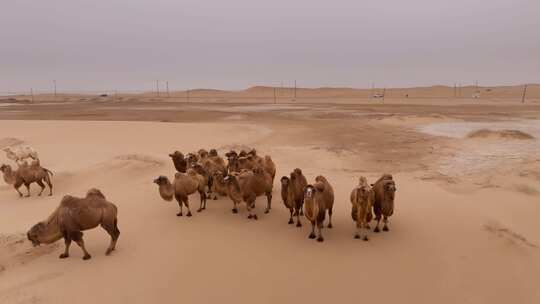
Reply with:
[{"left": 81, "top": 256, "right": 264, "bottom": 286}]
[
  {"left": 154, "top": 148, "right": 396, "bottom": 243},
  {"left": 1, "top": 147, "right": 397, "bottom": 261}
]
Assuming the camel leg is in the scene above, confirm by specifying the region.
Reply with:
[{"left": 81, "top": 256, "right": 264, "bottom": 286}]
[
  {"left": 316, "top": 222, "right": 324, "bottom": 242},
  {"left": 36, "top": 180, "right": 45, "bottom": 196},
  {"left": 232, "top": 201, "right": 238, "bottom": 214},
  {"left": 383, "top": 216, "right": 389, "bottom": 231},
  {"left": 296, "top": 208, "right": 302, "bottom": 227},
  {"left": 363, "top": 224, "right": 370, "bottom": 241},
  {"left": 59, "top": 236, "right": 71, "bottom": 259},
  {"left": 44, "top": 174, "right": 53, "bottom": 196},
  {"left": 71, "top": 231, "right": 91, "bottom": 260},
  {"left": 176, "top": 197, "right": 183, "bottom": 217},
  {"left": 309, "top": 221, "right": 316, "bottom": 239},
  {"left": 102, "top": 220, "right": 120, "bottom": 255},
  {"left": 264, "top": 193, "right": 272, "bottom": 214},
  {"left": 374, "top": 217, "right": 381, "bottom": 233},
  {"left": 327, "top": 208, "right": 333, "bottom": 228},
  {"left": 354, "top": 221, "right": 362, "bottom": 239},
  {"left": 13, "top": 182, "right": 24, "bottom": 197},
  {"left": 184, "top": 199, "right": 192, "bottom": 217},
  {"left": 288, "top": 208, "right": 294, "bottom": 224},
  {"left": 24, "top": 183, "right": 31, "bottom": 197}
]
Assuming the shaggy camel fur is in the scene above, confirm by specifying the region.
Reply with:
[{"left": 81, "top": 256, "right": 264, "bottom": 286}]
[
  {"left": 3, "top": 146, "right": 38, "bottom": 165},
  {"left": 210, "top": 171, "right": 229, "bottom": 197},
  {"left": 169, "top": 151, "right": 187, "bottom": 173},
  {"left": 1, "top": 162, "right": 53, "bottom": 197},
  {"left": 350, "top": 176, "right": 374, "bottom": 240},
  {"left": 372, "top": 174, "right": 397, "bottom": 232},
  {"left": 190, "top": 163, "right": 213, "bottom": 198},
  {"left": 224, "top": 168, "right": 273, "bottom": 220},
  {"left": 26, "top": 188, "right": 120, "bottom": 260},
  {"left": 303, "top": 182, "right": 330, "bottom": 242},
  {"left": 153, "top": 169, "right": 207, "bottom": 216}
]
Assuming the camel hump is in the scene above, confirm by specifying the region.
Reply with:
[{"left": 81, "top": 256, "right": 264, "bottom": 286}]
[
  {"left": 86, "top": 188, "right": 106, "bottom": 199},
  {"left": 313, "top": 181, "right": 326, "bottom": 192}
]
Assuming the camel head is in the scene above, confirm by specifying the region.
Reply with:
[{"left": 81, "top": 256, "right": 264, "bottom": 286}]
[
  {"left": 186, "top": 153, "right": 198, "bottom": 164},
  {"left": 0, "top": 164, "right": 11, "bottom": 173},
  {"left": 169, "top": 151, "right": 184, "bottom": 160},
  {"left": 211, "top": 170, "right": 224, "bottom": 182},
  {"left": 27, "top": 222, "right": 46, "bottom": 246},
  {"left": 209, "top": 149, "right": 218, "bottom": 157},
  {"left": 238, "top": 150, "right": 248, "bottom": 157},
  {"left": 153, "top": 176, "right": 170, "bottom": 186},
  {"left": 304, "top": 184, "right": 315, "bottom": 199},
  {"left": 384, "top": 180, "right": 397, "bottom": 195},
  {"left": 197, "top": 149, "right": 209, "bottom": 159},
  {"left": 247, "top": 149, "right": 257, "bottom": 157},
  {"left": 280, "top": 176, "right": 290, "bottom": 187}
]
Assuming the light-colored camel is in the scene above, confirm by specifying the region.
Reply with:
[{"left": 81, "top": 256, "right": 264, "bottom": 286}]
[
  {"left": 1, "top": 162, "right": 53, "bottom": 197},
  {"left": 26, "top": 188, "right": 120, "bottom": 260},
  {"left": 153, "top": 169, "right": 207, "bottom": 216},
  {"left": 3, "top": 145, "right": 38, "bottom": 165},
  {"left": 372, "top": 174, "right": 397, "bottom": 232},
  {"left": 350, "top": 176, "right": 374, "bottom": 240}
]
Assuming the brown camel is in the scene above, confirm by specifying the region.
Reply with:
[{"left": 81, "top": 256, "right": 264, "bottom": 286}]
[
  {"left": 315, "top": 175, "right": 334, "bottom": 228},
  {"left": 1, "top": 162, "right": 53, "bottom": 197},
  {"left": 26, "top": 188, "right": 120, "bottom": 260},
  {"left": 169, "top": 151, "right": 187, "bottom": 173},
  {"left": 153, "top": 169, "right": 207, "bottom": 216},
  {"left": 303, "top": 182, "right": 331, "bottom": 242},
  {"left": 372, "top": 174, "right": 397, "bottom": 232},
  {"left": 224, "top": 168, "right": 272, "bottom": 220}
]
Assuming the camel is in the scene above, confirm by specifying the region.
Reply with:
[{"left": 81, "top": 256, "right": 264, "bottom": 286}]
[
  {"left": 26, "top": 188, "right": 120, "bottom": 260},
  {"left": 280, "top": 176, "right": 302, "bottom": 226},
  {"left": 169, "top": 151, "right": 187, "bottom": 173},
  {"left": 350, "top": 176, "right": 374, "bottom": 240},
  {"left": 210, "top": 171, "right": 229, "bottom": 197},
  {"left": 190, "top": 163, "right": 213, "bottom": 198},
  {"left": 303, "top": 181, "right": 332, "bottom": 242},
  {"left": 153, "top": 169, "right": 207, "bottom": 216},
  {"left": 197, "top": 149, "right": 209, "bottom": 160},
  {"left": 290, "top": 168, "right": 307, "bottom": 216},
  {"left": 1, "top": 162, "right": 53, "bottom": 197},
  {"left": 209, "top": 149, "right": 218, "bottom": 157},
  {"left": 224, "top": 168, "right": 272, "bottom": 220},
  {"left": 372, "top": 174, "right": 397, "bottom": 232},
  {"left": 315, "top": 175, "right": 334, "bottom": 228}
]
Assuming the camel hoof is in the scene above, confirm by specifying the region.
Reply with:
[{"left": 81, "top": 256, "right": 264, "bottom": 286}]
[
  {"left": 308, "top": 233, "right": 316, "bottom": 239},
  {"left": 253, "top": 215, "right": 258, "bottom": 220},
  {"left": 296, "top": 222, "right": 302, "bottom": 227},
  {"left": 264, "top": 209, "right": 270, "bottom": 214},
  {"left": 176, "top": 212, "right": 183, "bottom": 217},
  {"left": 197, "top": 208, "right": 202, "bottom": 213},
  {"left": 213, "top": 196, "right": 218, "bottom": 200},
  {"left": 288, "top": 219, "right": 294, "bottom": 224},
  {"left": 83, "top": 255, "right": 92, "bottom": 260},
  {"left": 38, "top": 193, "right": 42, "bottom": 196},
  {"left": 374, "top": 227, "right": 380, "bottom": 233},
  {"left": 186, "top": 212, "right": 192, "bottom": 217},
  {"left": 354, "top": 235, "right": 360, "bottom": 239},
  {"left": 317, "top": 237, "right": 324, "bottom": 242},
  {"left": 363, "top": 236, "right": 369, "bottom": 241},
  {"left": 300, "top": 211, "right": 304, "bottom": 216},
  {"left": 59, "top": 253, "right": 69, "bottom": 259},
  {"left": 232, "top": 208, "right": 238, "bottom": 214},
  {"left": 383, "top": 226, "right": 389, "bottom": 232},
  {"left": 327, "top": 223, "right": 333, "bottom": 229},
  {"left": 247, "top": 214, "right": 253, "bottom": 219},
  {"left": 106, "top": 249, "right": 113, "bottom": 256}
]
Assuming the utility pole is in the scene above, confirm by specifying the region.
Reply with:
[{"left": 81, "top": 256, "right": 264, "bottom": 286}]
[
  {"left": 53, "top": 80, "right": 57, "bottom": 98},
  {"left": 382, "top": 87, "right": 386, "bottom": 102},
  {"left": 166, "top": 81, "right": 170, "bottom": 98},
  {"left": 294, "top": 80, "right": 297, "bottom": 99},
  {"left": 156, "top": 80, "right": 160, "bottom": 97},
  {"left": 454, "top": 83, "right": 457, "bottom": 98},
  {"left": 273, "top": 87, "right": 277, "bottom": 104},
  {"left": 522, "top": 84, "right": 528, "bottom": 103},
  {"left": 187, "top": 89, "right": 190, "bottom": 102},
  {"left": 30, "top": 88, "right": 34, "bottom": 103}
]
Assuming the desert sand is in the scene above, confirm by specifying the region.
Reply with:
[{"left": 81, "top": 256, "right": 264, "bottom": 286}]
[{"left": 1, "top": 90, "right": 539, "bottom": 304}]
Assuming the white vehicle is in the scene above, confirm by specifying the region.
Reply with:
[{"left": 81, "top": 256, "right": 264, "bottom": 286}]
[{"left": 372, "top": 93, "right": 384, "bottom": 98}]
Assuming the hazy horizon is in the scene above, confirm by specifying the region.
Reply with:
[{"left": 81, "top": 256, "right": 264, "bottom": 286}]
[{"left": 1, "top": 0, "right": 539, "bottom": 93}]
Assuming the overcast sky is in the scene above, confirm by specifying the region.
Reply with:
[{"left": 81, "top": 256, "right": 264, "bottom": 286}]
[{"left": 1, "top": 0, "right": 539, "bottom": 92}]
